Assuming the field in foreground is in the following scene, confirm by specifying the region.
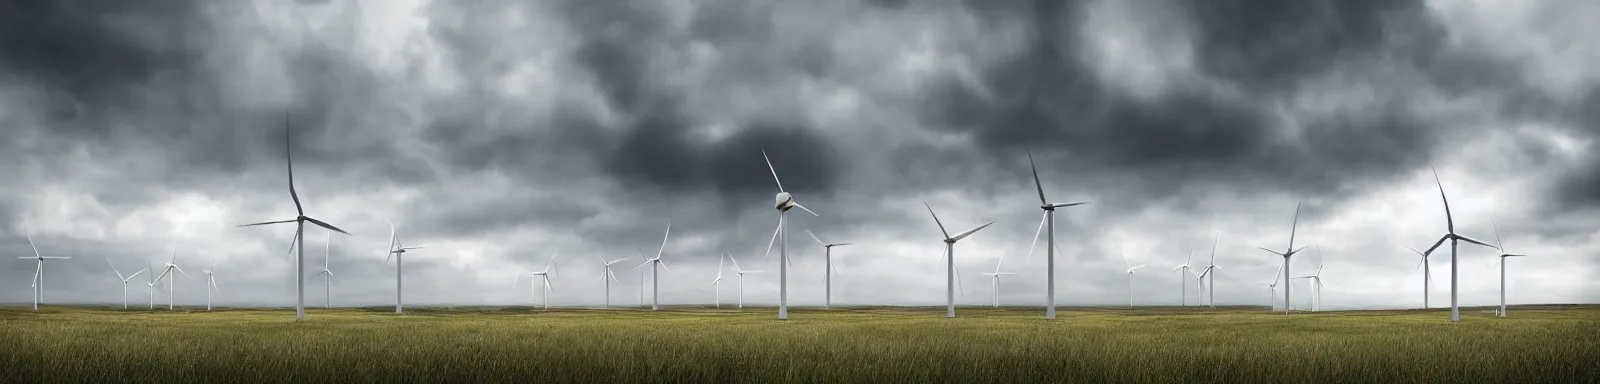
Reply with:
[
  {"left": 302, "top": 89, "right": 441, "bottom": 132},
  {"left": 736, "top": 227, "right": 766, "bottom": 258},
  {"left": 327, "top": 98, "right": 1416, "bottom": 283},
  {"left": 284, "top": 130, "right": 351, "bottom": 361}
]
[{"left": 2, "top": 305, "right": 1598, "bottom": 383}]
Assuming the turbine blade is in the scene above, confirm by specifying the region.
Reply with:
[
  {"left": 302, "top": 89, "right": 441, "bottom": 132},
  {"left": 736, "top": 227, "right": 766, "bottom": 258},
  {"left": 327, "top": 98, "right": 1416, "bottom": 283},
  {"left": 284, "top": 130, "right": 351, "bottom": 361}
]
[
  {"left": 951, "top": 221, "right": 995, "bottom": 242},
  {"left": 304, "top": 217, "right": 351, "bottom": 236},
  {"left": 1404, "top": 244, "right": 1425, "bottom": 257},
  {"left": 285, "top": 117, "right": 303, "bottom": 216},
  {"left": 608, "top": 269, "right": 620, "bottom": 283},
  {"left": 105, "top": 255, "right": 124, "bottom": 280},
  {"left": 1455, "top": 235, "right": 1500, "bottom": 250},
  {"left": 24, "top": 225, "right": 41, "bottom": 258},
  {"left": 1256, "top": 246, "right": 1284, "bottom": 256},
  {"left": 923, "top": 202, "right": 951, "bottom": 239},
  {"left": 510, "top": 273, "right": 522, "bottom": 292},
  {"left": 1048, "top": 202, "right": 1088, "bottom": 209},
  {"left": 633, "top": 261, "right": 651, "bottom": 271},
  {"left": 761, "top": 149, "right": 785, "bottom": 192},
  {"left": 764, "top": 217, "right": 781, "bottom": 260},
  {"left": 806, "top": 230, "right": 825, "bottom": 246},
  {"left": 237, "top": 219, "right": 297, "bottom": 227},
  {"left": 1025, "top": 145, "right": 1048, "bottom": 205},
  {"left": 1422, "top": 235, "right": 1450, "bottom": 256},
  {"left": 1024, "top": 213, "right": 1045, "bottom": 263},
  {"left": 1432, "top": 166, "right": 1453, "bottom": 233},
  {"left": 1288, "top": 201, "right": 1301, "bottom": 249},
  {"left": 655, "top": 223, "right": 671, "bottom": 261},
  {"left": 793, "top": 203, "right": 820, "bottom": 217},
  {"left": 128, "top": 269, "right": 145, "bottom": 280},
  {"left": 544, "top": 277, "right": 554, "bottom": 292},
  {"left": 659, "top": 259, "right": 672, "bottom": 272},
  {"left": 31, "top": 265, "right": 40, "bottom": 288},
  {"left": 834, "top": 243, "right": 853, "bottom": 247}
]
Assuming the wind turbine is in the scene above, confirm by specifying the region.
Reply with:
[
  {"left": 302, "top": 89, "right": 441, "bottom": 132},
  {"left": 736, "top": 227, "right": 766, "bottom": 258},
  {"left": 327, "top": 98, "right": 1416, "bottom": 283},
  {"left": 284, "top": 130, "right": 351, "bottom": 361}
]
[
  {"left": 317, "top": 231, "right": 334, "bottom": 308},
  {"left": 1403, "top": 244, "right": 1435, "bottom": 309},
  {"left": 728, "top": 252, "right": 761, "bottom": 309},
  {"left": 760, "top": 150, "right": 819, "bottom": 320},
  {"left": 1263, "top": 264, "right": 1284, "bottom": 311},
  {"left": 381, "top": 220, "right": 423, "bottom": 315},
  {"left": 1421, "top": 168, "right": 1499, "bottom": 322},
  {"left": 145, "top": 260, "right": 157, "bottom": 310},
  {"left": 513, "top": 255, "right": 559, "bottom": 309},
  {"left": 712, "top": 254, "right": 727, "bottom": 308},
  {"left": 1195, "top": 235, "right": 1221, "bottom": 308},
  {"left": 104, "top": 255, "right": 146, "bottom": 310},
  {"left": 1489, "top": 220, "right": 1529, "bottom": 317},
  {"left": 980, "top": 247, "right": 1015, "bottom": 308},
  {"left": 1173, "top": 248, "right": 1194, "bottom": 306},
  {"left": 201, "top": 254, "right": 221, "bottom": 311},
  {"left": 1023, "top": 145, "right": 1089, "bottom": 319},
  {"left": 924, "top": 202, "right": 995, "bottom": 318},
  {"left": 17, "top": 226, "right": 71, "bottom": 311},
  {"left": 1292, "top": 247, "right": 1326, "bottom": 311},
  {"left": 633, "top": 224, "right": 673, "bottom": 311},
  {"left": 1257, "top": 201, "right": 1310, "bottom": 315},
  {"left": 237, "top": 118, "right": 352, "bottom": 321},
  {"left": 1121, "top": 249, "right": 1145, "bottom": 309},
  {"left": 595, "top": 253, "right": 629, "bottom": 309},
  {"left": 806, "top": 229, "right": 851, "bottom": 309},
  {"left": 151, "top": 241, "right": 189, "bottom": 311}
]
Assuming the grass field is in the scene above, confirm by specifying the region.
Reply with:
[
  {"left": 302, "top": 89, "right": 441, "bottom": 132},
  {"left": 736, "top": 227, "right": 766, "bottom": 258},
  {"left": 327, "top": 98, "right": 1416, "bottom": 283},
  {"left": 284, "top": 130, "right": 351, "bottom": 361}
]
[{"left": 2, "top": 305, "right": 1597, "bottom": 383}]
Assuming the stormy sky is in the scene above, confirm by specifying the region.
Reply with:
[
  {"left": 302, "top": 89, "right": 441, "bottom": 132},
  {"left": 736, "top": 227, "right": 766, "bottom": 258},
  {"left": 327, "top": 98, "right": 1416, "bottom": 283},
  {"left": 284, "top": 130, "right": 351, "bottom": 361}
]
[{"left": 2, "top": 0, "right": 1596, "bottom": 311}]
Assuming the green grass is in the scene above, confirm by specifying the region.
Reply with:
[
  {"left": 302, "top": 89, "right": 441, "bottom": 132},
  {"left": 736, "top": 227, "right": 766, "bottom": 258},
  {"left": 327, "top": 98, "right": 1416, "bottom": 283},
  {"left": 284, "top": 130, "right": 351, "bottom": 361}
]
[{"left": 2, "top": 305, "right": 1597, "bottom": 383}]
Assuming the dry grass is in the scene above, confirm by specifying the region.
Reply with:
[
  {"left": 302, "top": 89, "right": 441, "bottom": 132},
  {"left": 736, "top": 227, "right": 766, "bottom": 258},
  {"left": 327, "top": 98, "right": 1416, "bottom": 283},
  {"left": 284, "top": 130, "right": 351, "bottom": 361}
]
[{"left": 2, "top": 305, "right": 1597, "bottom": 383}]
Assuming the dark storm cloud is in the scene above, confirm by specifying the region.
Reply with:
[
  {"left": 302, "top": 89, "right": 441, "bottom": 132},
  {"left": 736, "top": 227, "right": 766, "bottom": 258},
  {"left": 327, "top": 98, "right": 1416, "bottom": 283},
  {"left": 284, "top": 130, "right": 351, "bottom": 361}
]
[
  {"left": 1182, "top": 0, "right": 1418, "bottom": 92},
  {"left": 0, "top": 0, "right": 206, "bottom": 110}
]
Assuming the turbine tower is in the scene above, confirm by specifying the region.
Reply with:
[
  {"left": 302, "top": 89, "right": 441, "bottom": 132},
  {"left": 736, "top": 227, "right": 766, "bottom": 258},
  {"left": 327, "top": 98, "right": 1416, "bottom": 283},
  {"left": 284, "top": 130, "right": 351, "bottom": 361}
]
[
  {"left": 151, "top": 241, "right": 188, "bottom": 311},
  {"left": 513, "top": 255, "right": 559, "bottom": 309},
  {"left": 17, "top": 226, "right": 71, "bottom": 311},
  {"left": 760, "top": 150, "right": 819, "bottom": 320},
  {"left": 1172, "top": 248, "right": 1194, "bottom": 306},
  {"left": 924, "top": 202, "right": 995, "bottom": 318},
  {"left": 633, "top": 224, "right": 673, "bottom": 311},
  {"left": 1489, "top": 220, "right": 1529, "bottom": 317},
  {"left": 201, "top": 254, "right": 221, "bottom": 311},
  {"left": 1421, "top": 168, "right": 1499, "bottom": 322},
  {"left": 382, "top": 220, "right": 423, "bottom": 315},
  {"left": 980, "top": 247, "right": 1015, "bottom": 308},
  {"left": 1121, "top": 249, "right": 1145, "bottom": 309},
  {"left": 104, "top": 255, "right": 146, "bottom": 310},
  {"left": 1195, "top": 235, "right": 1221, "bottom": 308},
  {"left": 318, "top": 231, "right": 334, "bottom": 309},
  {"left": 1403, "top": 244, "right": 1434, "bottom": 309},
  {"left": 1256, "top": 201, "right": 1310, "bottom": 315},
  {"left": 728, "top": 252, "right": 761, "bottom": 309},
  {"left": 237, "top": 117, "right": 352, "bottom": 321},
  {"left": 1023, "top": 146, "right": 1088, "bottom": 319},
  {"left": 595, "top": 253, "right": 629, "bottom": 309},
  {"left": 806, "top": 230, "right": 851, "bottom": 309}
]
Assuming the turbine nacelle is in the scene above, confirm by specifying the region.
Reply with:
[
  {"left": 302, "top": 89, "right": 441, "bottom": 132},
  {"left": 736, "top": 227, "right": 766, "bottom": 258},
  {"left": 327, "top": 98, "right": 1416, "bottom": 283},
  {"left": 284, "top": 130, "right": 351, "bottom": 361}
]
[{"left": 775, "top": 192, "right": 795, "bottom": 211}]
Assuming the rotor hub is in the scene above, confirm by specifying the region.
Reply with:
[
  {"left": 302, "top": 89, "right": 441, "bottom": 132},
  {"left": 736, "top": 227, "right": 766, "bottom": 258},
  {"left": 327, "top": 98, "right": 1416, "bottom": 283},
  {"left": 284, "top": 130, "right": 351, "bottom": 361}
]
[
  {"left": 1041, "top": 205, "right": 1054, "bottom": 211},
  {"left": 775, "top": 192, "right": 795, "bottom": 211},
  {"left": 943, "top": 239, "right": 956, "bottom": 244}
]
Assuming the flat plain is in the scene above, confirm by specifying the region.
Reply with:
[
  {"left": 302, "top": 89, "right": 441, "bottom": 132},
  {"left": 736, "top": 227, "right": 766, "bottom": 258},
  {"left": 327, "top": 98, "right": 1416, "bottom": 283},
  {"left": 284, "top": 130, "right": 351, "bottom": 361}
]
[{"left": 2, "top": 305, "right": 1597, "bottom": 383}]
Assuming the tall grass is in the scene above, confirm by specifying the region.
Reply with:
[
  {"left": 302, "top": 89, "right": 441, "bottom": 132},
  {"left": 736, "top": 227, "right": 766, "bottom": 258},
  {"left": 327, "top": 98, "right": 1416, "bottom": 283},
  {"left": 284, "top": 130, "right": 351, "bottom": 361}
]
[{"left": 2, "top": 305, "right": 1596, "bottom": 383}]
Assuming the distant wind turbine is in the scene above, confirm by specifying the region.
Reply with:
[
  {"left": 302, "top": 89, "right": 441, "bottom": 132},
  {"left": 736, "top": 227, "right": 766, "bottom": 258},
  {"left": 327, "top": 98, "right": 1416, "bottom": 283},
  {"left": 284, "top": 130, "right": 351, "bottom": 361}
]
[
  {"left": 236, "top": 117, "right": 352, "bottom": 321},
  {"left": 728, "top": 252, "right": 761, "bottom": 309},
  {"left": 1257, "top": 201, "right": 1310, "bottom": 315},
  {"left": 633, "top": 224, "right": 673, "bottom": 311},
  {"left": 759, "top": 150, "right": 820, "bottom": 320},
  {"left": 17, "top": 226, "right": 70, "bottom": 311},
  {"left": 712, "top": 254, "right": 727, "bottom": 308},
  {"left": 1121, "top": 249, "right": 1145, "bottom": 309},
  {"left": 980, "top": 247, "right": 1015, "bottom": 308},
  {"left": 924, "top": 202, "right": 995, "bottom": 318},
  {"left": 201, "top": 254, "right": 221, "bottom": 311},
  {"left": 318, "top": 232, "right": 334, "bottom": 308},
  {"left": 1263, "top": 264, "right": 1283, "bottom": 311},
  {"left": 382, "top": 220, "right": 423, "bottom": 315},
  {"left": 105, "top": 255, "right": 146, "bottom": 310},
  {"left": 1195, "top": 235, "right": 1222, "bottom": 308},
  {"left": 151, "top": 241, "right": 189, "bottom": 311},
  {"left": 595, "top": 253, "right": 629, "bottom": 309},
  {"left": 1489, "top": 220, "right": 1529, "bottom": 318},
  {"left": 1293, "top": 248, "right": 1326, "bottom": 312},
  {"left": 513, "top": 255, "right": 559, "bottom": 309},
  {"left": 1420, "top": 168, "right": 1499, "bottom": 322},
  {"left": 1173, "top": 248, "right": 1194, "bottom": 306},
  {"left": 806, "top": 229, "right": 851, "bottom": 309},
  {"left": 1403, "top": 244, "right": 1435, "bottom": 309}
]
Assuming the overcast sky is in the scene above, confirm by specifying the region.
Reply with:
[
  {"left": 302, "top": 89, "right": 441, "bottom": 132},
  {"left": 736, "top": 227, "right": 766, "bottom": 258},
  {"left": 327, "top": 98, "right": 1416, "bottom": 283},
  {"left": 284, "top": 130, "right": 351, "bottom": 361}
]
[{"left": 2, "top": 0, "right": 1596, "bottom": 311}]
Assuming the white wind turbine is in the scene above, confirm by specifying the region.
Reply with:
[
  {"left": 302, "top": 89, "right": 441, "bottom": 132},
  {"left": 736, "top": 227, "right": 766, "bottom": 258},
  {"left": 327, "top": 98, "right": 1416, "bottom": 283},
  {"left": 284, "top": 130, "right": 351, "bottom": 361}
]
[
  {"left": 104, "top": 255, "right": 146, "bottom": 310},
  {"left": 1195, "top": 235, "right": 1222, "bottom": 308},
  {"left": 980, "top": 247, "right": 1015, "bottom": 308},
  {"left": 1420, "top": 168, "right": 1499, "bottom": 322},
  {"left": 633, "top": 224, "right": 673, "bottom": 311},
  {"left": 201, "top": 254, "right": 222, "bottom": 311},
  {"left": 1403, "top": 244, "right": 1435, "bottom": 309},
  {"left": 151, "top": 241, "right": 189, "bottom": 311},
  {"left": 1292, "top": 248, "right": 1325, "bottom": 312},
  {"left": 924, "top": 202, "right": 995, "bottom": 318},
  {"left": 381, "top": 220, "right": 423, "bottom": 315},
  {"left": 711, "top": 255, "right": 727, "bottom": 308},
  {"left": 1023, "top": 145, "right": 1089, "bottom": 319},
  {"left": 17, "top": 226, "right": 70, "bottom": 311},
  {"left": 728, "top": 252, "right": 761, "bottom": 309},
  {"left": 595, "top": 253, "right": 629, "bottom": 309},
  {"left": 1121, "top": 249, "right": 1146, "bottom": 309},
  {"left": 760, "top": 150, "right": 819, "bottom": 320},
  {"left": 237, "top": 119, "right": 352, "bottom": 321},
  {"left": 1172, "top": 248, "right": 1194, "bottom": 306},
  {"left": 1489, "top": 220, "right": 1529, "bottom": 317},
  {"left": 317, "top": 231, "right": 334, "bottom": 308},
  {"left": 513, "top": 255, "right": 559, "bottom": 309},
  {"left": 806, "top": 229, "right": 851, "bottom": 309},
  {"left": 1262, "top": 264, "right": 1283, "bottom": 311},
  {"left": 145, "top": 260, "right": 157, "bottom": 310},
  {"left": 1256, "top": 201, "right": 1311, "bottom": 315}
]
